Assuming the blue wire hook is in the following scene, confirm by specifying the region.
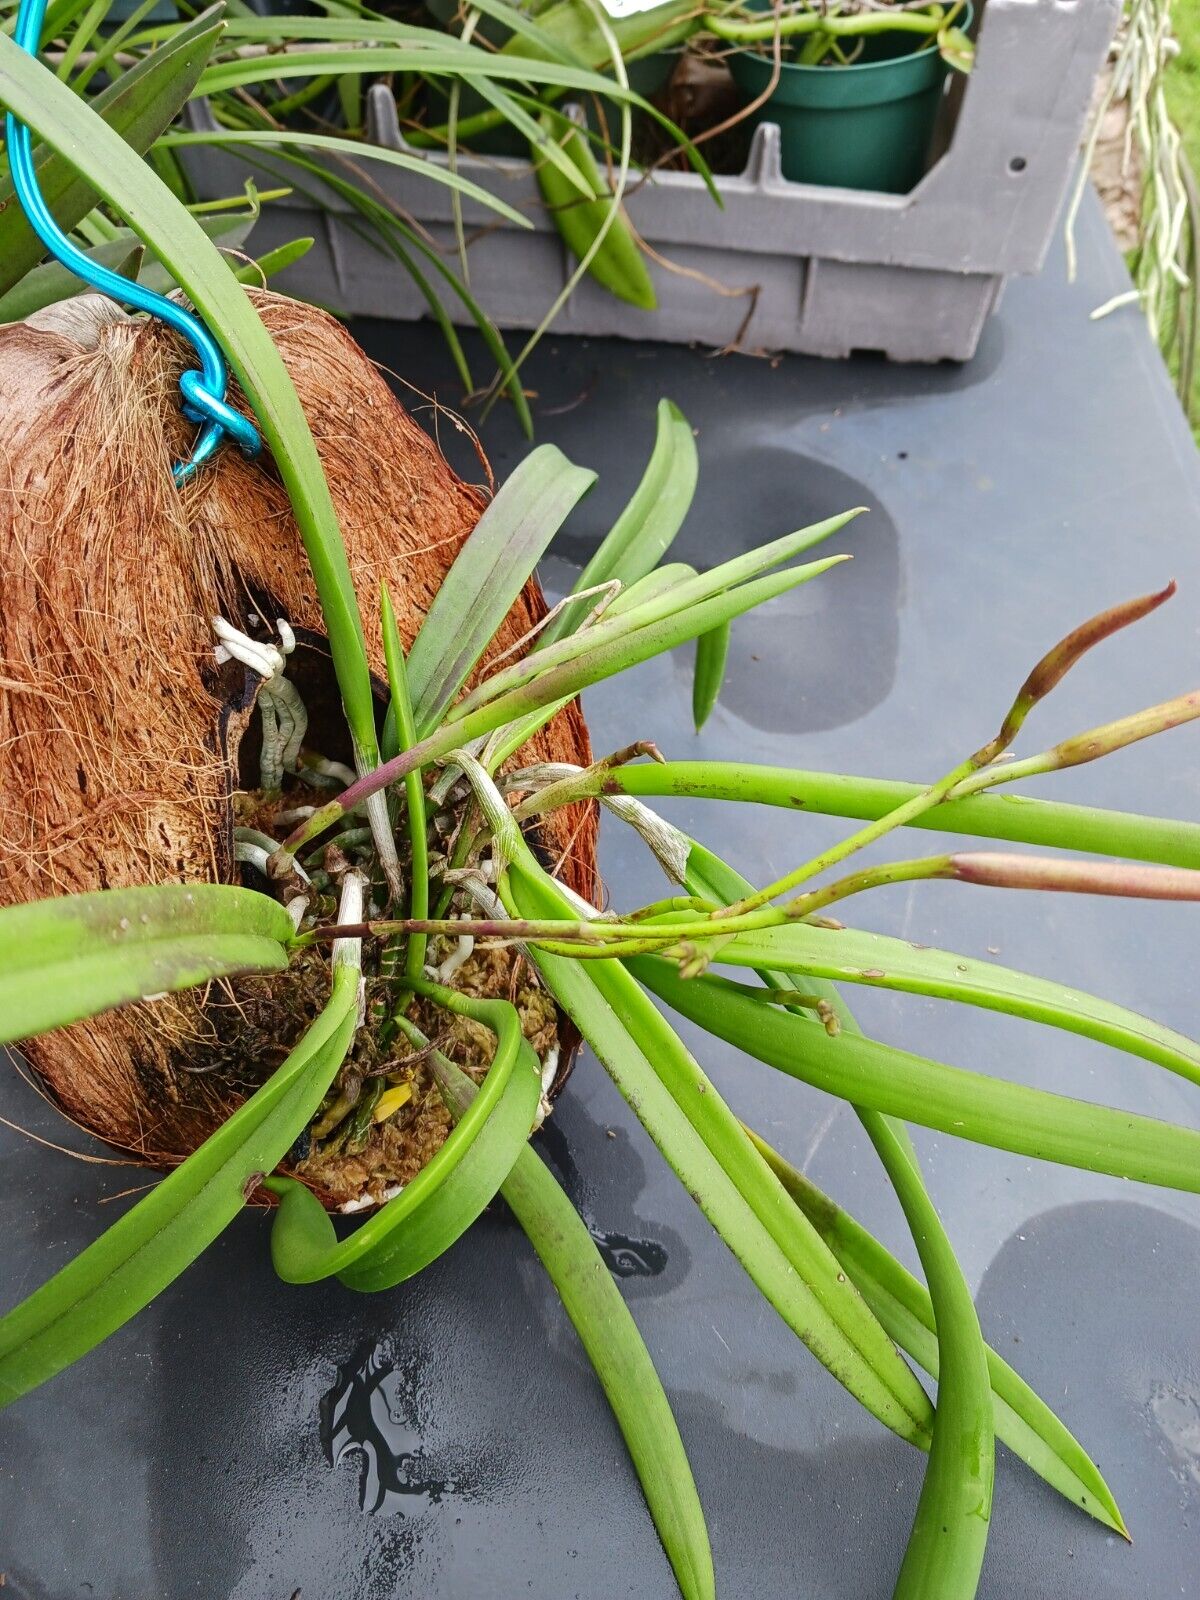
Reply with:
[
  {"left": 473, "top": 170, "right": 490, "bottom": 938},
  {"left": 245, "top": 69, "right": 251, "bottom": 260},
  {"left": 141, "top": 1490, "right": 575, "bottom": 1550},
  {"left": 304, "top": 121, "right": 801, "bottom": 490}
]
[{"left": 7, "top": 0, "right": 261, "bottom": 482}]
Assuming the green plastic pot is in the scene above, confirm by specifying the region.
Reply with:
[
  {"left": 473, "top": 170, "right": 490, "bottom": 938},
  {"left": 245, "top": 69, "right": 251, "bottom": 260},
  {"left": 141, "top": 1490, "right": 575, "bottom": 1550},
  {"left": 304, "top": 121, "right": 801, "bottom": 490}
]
[{"left": 727, "top": 10, "right": 970, "bottom": 194}]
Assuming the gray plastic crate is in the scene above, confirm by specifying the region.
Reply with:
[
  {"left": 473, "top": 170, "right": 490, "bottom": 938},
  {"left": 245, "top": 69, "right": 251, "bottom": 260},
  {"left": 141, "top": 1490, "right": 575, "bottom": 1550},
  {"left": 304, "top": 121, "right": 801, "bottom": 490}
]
[{"left": 185, "top": 0, "right": 1120, "bottom": 361}]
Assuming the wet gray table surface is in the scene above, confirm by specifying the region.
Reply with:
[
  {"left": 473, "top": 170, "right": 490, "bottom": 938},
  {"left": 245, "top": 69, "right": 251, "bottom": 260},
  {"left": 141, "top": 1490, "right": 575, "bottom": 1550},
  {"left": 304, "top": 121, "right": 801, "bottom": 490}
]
[{"left": 2, "top": 191, "right": 1199, "bottom": 1599}]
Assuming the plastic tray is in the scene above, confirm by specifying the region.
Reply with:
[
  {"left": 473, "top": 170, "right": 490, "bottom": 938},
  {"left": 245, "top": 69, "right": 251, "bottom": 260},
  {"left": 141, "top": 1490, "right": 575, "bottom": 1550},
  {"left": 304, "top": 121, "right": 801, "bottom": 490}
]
[{"left": 185, "top": 0, "right": 1120, "bottom": 360}]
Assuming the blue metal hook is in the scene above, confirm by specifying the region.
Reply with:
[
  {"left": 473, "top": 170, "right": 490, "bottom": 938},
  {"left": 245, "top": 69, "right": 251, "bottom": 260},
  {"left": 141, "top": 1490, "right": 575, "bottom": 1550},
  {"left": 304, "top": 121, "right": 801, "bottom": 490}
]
[{"left": 6, "top": 0, "right": 261, "bottom": 482}]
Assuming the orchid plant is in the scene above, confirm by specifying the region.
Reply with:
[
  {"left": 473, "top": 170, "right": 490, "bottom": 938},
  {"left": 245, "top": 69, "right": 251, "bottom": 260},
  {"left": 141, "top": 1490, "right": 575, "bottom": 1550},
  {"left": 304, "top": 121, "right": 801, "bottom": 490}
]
[{"left": 3, "top": 22, "right": 1200, "bottom": 1600}]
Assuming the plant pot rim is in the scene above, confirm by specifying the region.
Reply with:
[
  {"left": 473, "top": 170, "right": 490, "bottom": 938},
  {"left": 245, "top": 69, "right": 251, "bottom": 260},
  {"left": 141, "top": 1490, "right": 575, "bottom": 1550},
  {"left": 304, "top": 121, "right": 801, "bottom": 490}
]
[{"left": 726, "top": 3, "right": 972, "bottom": 101}]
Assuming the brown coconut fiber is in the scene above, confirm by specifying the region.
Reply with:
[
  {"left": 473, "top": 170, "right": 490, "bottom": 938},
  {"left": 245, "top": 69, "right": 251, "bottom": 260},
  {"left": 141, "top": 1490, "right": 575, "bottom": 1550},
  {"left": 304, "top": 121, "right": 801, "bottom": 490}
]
[{"left": 0, "top": 288, "right": 596, "bottom": 1199}]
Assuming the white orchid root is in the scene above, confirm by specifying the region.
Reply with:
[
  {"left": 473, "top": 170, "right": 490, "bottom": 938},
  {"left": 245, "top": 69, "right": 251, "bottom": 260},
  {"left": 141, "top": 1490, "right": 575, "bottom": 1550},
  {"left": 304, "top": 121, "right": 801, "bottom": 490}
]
[{"left": 212, "top": 615, "right": 309, "bottom": 792}]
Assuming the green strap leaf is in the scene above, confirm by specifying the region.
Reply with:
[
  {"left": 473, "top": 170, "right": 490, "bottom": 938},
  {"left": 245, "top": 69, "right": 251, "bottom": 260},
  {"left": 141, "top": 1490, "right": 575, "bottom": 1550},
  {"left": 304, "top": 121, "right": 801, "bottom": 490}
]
[
  {"left": 0, "top": 4, "right": 225, "bottom": 295},
  {"left": 681, "top": 850, "right": 993, "bottom": 1593},
  {"left": 534, "top": 107, "right": 656, "bottom": 307},
  {"left": 406, "top": 443, "right": 596, "bottom": 734},
  {"left": 0, "top": 234, "right": 142, "bottom": 321},
  {"left": 604, "top": 761, "right": 1200, "bottom": 869},
  {"left": 0, "top": 208, "right": 256, "bottom": 323},
  {"left": 868, "top": 1119, "right": 993, "bottom": 1600},
  {"left": 0, "top": 883, "right": 293, "bottom": 1044},
  {"left": 747, "top": 1128, "right": 1126, "bottom": 1536},
  {"left": 502, "top": 0, "right": 700, "bottom": 70},
  {"left": 687, "top": 843, "right": 1126, "bottom": 1538},
  {"left": 691, "top": 622, "right": 730, "bottom": 732},
  {"left": 628, "top": 956, "right": 1200, "bottom": 1193},
  {"left": 195, "top": 41, "right": 661, "bottom": 107},
  {"left": 508, "top": 866, "right": 934, "bottom": 1448},
  {"left": 454, "top": 505, "right": 857, "bottom": 713},
  {"left": 612, "top": 562, "right": 699, "bottom": 610},
  {"left": 282, "top": 521, "right": 858, "bottom": 849},
  {"left": 488, "top": 553, "right": 699, "bottom": 767},
  {"left": 193, "top": 34, "right": 716, "bottom": 196},
  {"left": 158, "top": 128, "right": 537, "bottom": 229},
  {"left": 227, "top": 143, "right": 532, "bottom": 436},
  {"left": 441, "top": 0, "right": 593, "bottom": 68},
  {"left": 468, "top": 76, "right": 596, "bottom": 198},
  {"left": 204, "top": 5, "right": 697, "bottom": 70},
  {"left": 457, "top": 509, "right": 859, "bottom": 718},
  {"left": 446, "top": 552, "right": 851, "bottom": 745},
  {"left": 0, "top": 963, "right": 358, "bottom": 1407},
  {"left": 232, "top": 236, "right": 314, "bottom": 285},
  {"left": 939, "top": 26, "right": 975, "bottom": 73},
  {"left": 266, "top": 985, "right": 540, "bottom": 1291},
  {"left": 710, "top": 921, "right": 1200, "bottom": 1089},
  {"left": 500, "top": 1107, "right": 715, "bottom": 1600},
  {"left": 402, "top": 1029, "right": 713, "bottom": 1598},
  {"left": 541, "top": 398, "right": 697, "bottom": 648},
  {"left": 380, "top": 582, "right": 430, "bottom": 982}
]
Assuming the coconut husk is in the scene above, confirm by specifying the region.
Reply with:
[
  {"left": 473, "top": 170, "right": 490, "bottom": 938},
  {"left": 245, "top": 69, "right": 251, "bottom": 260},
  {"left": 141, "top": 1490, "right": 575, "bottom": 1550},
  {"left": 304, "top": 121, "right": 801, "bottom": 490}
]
[{"left": 0, "top": 287, "right": 596, "bottom": 1194}]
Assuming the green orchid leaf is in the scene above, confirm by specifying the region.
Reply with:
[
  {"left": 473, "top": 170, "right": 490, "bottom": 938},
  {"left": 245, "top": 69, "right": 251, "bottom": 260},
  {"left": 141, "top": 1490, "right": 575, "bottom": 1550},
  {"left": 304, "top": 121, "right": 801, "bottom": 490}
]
[
  {"left": 159, "top": 128, "right": 538, "bottom": 229},
  {"left": 939, "top": 26, "right": 975, "bottom": 73},
  {"left": 712, "top": 921, "right": 1200, "bottom": 1089},
  {"left": 601, "top": 762, "right": 1200, "bottom": 869},
  {"left": 0, "top": 235, "right": 136, "bottom": 320},
  {"left": 499, "top": 1092, "right": 716, "bottom": 1600},
  {"left": 680, "top": 852, "right": 994, "bottom": 1588},
  {"left": 468, "top": 74, "right": 596, "bottom": 199},
  {"left": 489, "top": 531, "right": 704, "bottom": 768},
  {"left": 406, "top": 443, "right": 596, "bottom": 734},
  {"left": 541, "top": 398, "right": 698, "bottom": 648},
  {"left": 502, "top": 0, "right": 699, "bottom": 71},
  {"left": 747, "top": 1128, "right": 1126, "bottom": 1536},
  {"left": 614, "top": 562, "right": 699, "bottom": 604},
  {"left": 0, "top": 884, "right": 293, "bottom": 1044},
  {"left": 866, "top": 1118, "right": 993, "bottom": 1599},
  {"left": 190, "top": 13, "right": 715, "bottom": 193},
  {"left": 365, "top": 1025, "right": 714, "bottom": 1598},
  {"left": 195, "top": 41, "right": 717, "bottom": 198},
  {"left": 232, "top": 235, "right": 315, "bottom": 284},
  {"left": 692, "top": 623, "right": 730, "bottom": 732},
  {"left": 224, "top": 144, "right": 531, "bottom": 433},
  {"left": 505, "top": 862, "right": 934, "bottom": 1449},
  {"left": 112, "top": 242, "right": 145, "bottom": 283},
  {"left": 442, "top": 0, "right": 592, "bottom": 67},
  {"left": 380, "top": 581, "right": 430, "bottom": 980},
  {"left": 534, "top": 105, "right": 657, "bottom": 305},
  {"left": 283, "top": 529, "right": 857, "bottom": 853},
  {"left": 0, "top": 963, "right": 357, "bottom": 1406},
  {"left": 688, "top": 843, "right": 1125, "bottom": 1535},
  {"left": 629, "top": 956, "right": 1200, "bottom": 1193},
  {"left": 195, "top": 40, "right": 650, "bottom": 104},
  {"left": 453, "top": 508, "right": 859, "bottom": 721},
  {"left": 0, "top": 4, "right": 224, "bottom": 295},
  {"left": 55, "top": 0, "right": 113, "bottom": 82},
  {"left": 266, "top": 985, "right": 540, "bottom": 1291},
  {"left": 204, "top": 3, "right": 697, "bottom": 70},
  {"left": 446, "top": 549, "right": 849, "bottom": 743},
  {"left": 0, "top": 209, "right": 255, "bottom": 322}
]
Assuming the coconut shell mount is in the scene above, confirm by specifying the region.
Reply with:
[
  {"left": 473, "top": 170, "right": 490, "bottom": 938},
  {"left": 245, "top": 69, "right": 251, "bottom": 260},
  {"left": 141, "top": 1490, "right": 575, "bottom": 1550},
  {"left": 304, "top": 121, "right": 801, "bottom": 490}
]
[{"left": 0, "top": 287, "right": 597, "bottom": 1190}]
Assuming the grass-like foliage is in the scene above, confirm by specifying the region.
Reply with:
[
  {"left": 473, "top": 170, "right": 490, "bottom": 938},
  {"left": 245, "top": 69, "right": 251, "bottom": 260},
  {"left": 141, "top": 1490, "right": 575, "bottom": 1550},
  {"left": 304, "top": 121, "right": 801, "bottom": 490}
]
[{"left": 0, "top": 0, "right": 973, "bottom": 423}]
